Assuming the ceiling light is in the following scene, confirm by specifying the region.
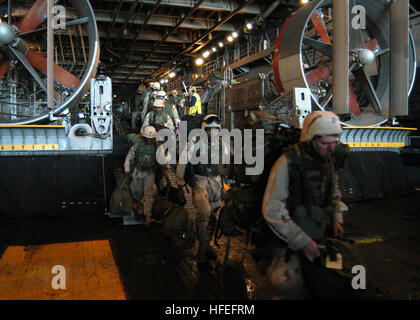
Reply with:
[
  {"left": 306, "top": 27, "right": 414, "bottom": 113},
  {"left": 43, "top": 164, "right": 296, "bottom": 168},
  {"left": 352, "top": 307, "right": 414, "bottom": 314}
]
[
  {"left": 212, "top": 47, "right": 217, "bottom": 52},
  {"left": 169, "top": 72, "right": 176, "bottom": 78},
  {"left": 160, "top": 79, "right": 165, "bottom": 84},
  {"left": 195, "top": 58, "right": 204, "bottom": 66},
  {"left": 232, "top": 32, "right": 238, "bottom": 38},
  {"left": 246, "top": 22, "right": 253, "bottom": 30},
  {"left": 300, "top": 0, "right": 309, "bottom": 3},
  {"left": 218, "top": 41, "right": 224, "bottom": 48},
  {"left": 227, "top": 35, "right": 234, "bottom": 42},
  {"left": 203, "top": 51, "right": 210, "bottom": 58}
]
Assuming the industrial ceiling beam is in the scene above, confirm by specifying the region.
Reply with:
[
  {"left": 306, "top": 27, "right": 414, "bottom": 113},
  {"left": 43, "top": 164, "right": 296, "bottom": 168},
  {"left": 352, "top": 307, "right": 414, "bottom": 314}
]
[
  {"left": 150, "top": 0, "right": 258, "bottom": 80},
  {"left": 109, "top": 46, "right": 177, "bottom": 55},
  {"left": 105, "top": 0, "right": 124, "bottom": 49},
  {"left": 97, "top": 28, "right": 191, "bottom": 43},
  {"left": 121, "top": 0, "right": 142, "bottom": 32},
  {"left": 12, "top": 7, "right": 236, "bottom": 32},
  {"left": 12, "top": 6, "right": 235, "bottom": 33},
  {"left": 128, "top": 0, "right": 206, "bottom": 78},
  {"left": 111, "top": 0, "right": 163, "bottom": 76},
  {"left": 94, "top": 0, "right": 261, "bottom": 15}
]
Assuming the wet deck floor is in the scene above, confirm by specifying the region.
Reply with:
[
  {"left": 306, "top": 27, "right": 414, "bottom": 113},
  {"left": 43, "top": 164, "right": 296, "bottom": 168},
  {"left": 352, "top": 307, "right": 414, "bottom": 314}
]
[{"left": 0, "top": 189, "right": 419, "bottom": 300}]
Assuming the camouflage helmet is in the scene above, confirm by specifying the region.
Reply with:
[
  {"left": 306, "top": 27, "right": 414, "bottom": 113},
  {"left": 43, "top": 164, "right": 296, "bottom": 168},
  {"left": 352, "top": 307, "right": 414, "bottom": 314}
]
[
  {"left": 142, "top": 126, "right": 157, "bottom": 139},
  {"left": 300, "top": 111, "right": 343, "bottom": 142},
  {"left": 201, "top": 114, "right": 221, "bottom": 129},
  {"left": 151, "top": 82, "right": 161, "bottom": 90},
  {"left": 156, "top": 90, "right": 167, "bottom": 100},
  {"left": 153, "top": 99, "right": 165, "bottom": 108}
]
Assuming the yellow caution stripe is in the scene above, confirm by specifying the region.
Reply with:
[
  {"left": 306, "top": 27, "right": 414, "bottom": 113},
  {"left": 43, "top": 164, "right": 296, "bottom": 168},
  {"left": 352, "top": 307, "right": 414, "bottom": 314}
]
[
  {"left": 0, "top": 125, "right": 65, "bottom": 128},
  {"left": 343, "top": 142, "right": 406, "bottom": 148},
  {"left": 343, "top": 127, "right": 417, "bottom": 131},
  {"left": 353, "top": 237, "right": 384, "bottom": 245},
  {"left": 0, "top": 144, "right": 59, "bottom": 151}
]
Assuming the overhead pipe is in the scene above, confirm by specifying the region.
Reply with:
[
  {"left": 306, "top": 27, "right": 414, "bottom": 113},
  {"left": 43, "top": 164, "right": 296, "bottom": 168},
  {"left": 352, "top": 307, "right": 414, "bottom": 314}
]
[{"left": 332, "top": 0, "right": 349, "bottom": 115}]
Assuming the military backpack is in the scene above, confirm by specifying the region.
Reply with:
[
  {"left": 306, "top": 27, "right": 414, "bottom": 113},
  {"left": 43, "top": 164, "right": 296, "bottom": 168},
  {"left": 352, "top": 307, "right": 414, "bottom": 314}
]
[{"left": 163, "top": 206, "right": 196, "bottom": 250}]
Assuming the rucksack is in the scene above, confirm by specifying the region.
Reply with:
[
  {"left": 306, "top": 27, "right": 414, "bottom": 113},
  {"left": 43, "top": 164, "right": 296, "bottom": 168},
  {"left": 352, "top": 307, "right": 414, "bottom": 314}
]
[
  {"left": 152, "top": 194, "right": 173, "bottom": 221},
  {"left": 163, "top": 206, "right": 196, "bottom": 250},
  {"left": 109, "top": 176, "right": 133, "bottom": 217},
  {"left": 214, "top": 185, "right": 263, "bottom": 245}
]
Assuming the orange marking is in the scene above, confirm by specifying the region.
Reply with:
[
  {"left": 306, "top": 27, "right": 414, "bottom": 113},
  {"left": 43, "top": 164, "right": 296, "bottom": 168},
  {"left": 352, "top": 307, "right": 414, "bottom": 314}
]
[
  {"left": 0, "top": 60, "right": 9, "bottom": 80},
  {"left": 305, "top": 65, "right": 331, "bottom": 86},
  {"left": 26, "top": 50, "right": 80, "bottom": 89},
  {"left": 349, "top": 84, "right": 361, "bottom": 116},
  {"left": 18, "top": 0, "right": 48, "bottom": 33},
  {"left": 311, "top": 11, "right": 331, "bottom": 44},
  {"left": 0, "top": 240, "right": 126, "bottom": 300}
]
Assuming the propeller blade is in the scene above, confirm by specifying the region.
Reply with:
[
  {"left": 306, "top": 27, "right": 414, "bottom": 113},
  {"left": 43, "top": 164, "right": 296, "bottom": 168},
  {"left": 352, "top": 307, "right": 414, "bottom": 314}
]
[
  {"left": 303, "top": 37, "right": 333, "bottom": 57},
  {"left": 374, "top": 48, "right": 389, "bottom": 57},
  {"left": 0, "top": 60, "right": 10, "bottom": 80},
  {"left": 26, "top": 50, "right": 80, "bottom": 89},
  {"left": 349, "top": 84, "right": 361, "bottom": 116},
  {"left": 349, "top": 23, "right": 364, "bottom": 50},
  {"left": 364, "top": 38, "right": 378, "bottom": 51},
  {"left": 18, "top": 0, "right": 48, "bottom": 33},
  {"left": 311, "top": 11, "right": 331, "bottom": 44},
  {"left": 9, "top": 46, "right": 47, "bottom": 92},
  {"left": 352, "top": 67, "right": 383, "bottom": 114},
  {"left": 305, "top": 65, "right": 331, "bottom": 87}
]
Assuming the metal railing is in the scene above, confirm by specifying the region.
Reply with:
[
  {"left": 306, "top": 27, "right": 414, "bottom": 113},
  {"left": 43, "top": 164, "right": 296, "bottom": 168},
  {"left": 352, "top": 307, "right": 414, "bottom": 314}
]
[{"left": 166, "top": 26, "right": 282, "bottom": 90}]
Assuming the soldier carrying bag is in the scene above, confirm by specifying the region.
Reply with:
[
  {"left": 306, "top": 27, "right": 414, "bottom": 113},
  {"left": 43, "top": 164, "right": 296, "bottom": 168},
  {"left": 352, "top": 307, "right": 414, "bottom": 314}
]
[
  {"left": 163, "top": 206, "right": 196, "bottom": 251},
  {"left": 109, "top": 175, "right": 134, "bottom": 217}
]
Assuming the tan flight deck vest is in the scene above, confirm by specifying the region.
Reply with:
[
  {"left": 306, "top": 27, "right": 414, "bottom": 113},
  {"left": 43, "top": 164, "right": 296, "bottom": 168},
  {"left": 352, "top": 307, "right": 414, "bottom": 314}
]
[{"left": 286, "top": 142, "right": 349, "bottom": 242}]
